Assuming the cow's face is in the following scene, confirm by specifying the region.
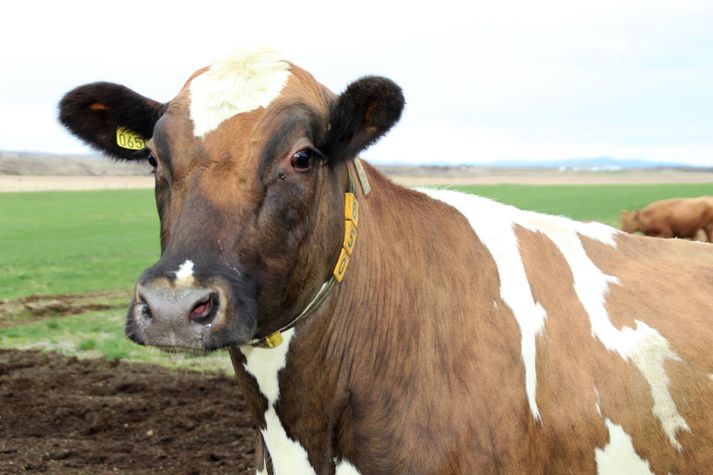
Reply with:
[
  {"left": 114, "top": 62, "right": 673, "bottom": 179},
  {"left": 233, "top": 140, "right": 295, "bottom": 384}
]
[
  {"left": 620, "top": 210, "right": 640, "bottom": 233},
  {"left": 59, "top": 50, "right": 403, "bottom": 352}
]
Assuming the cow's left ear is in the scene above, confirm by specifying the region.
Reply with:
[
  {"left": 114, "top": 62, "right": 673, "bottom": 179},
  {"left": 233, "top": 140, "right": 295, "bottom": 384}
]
[
  {"left": 320, "top": 76, "right": 404, "bottom": 162},
  {"left": 59, "top": 82, "right": 165, "bottom": 160}
]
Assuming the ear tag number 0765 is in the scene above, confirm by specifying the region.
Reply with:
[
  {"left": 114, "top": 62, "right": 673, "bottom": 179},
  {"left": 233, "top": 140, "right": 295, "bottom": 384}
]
[{"left": 116, "top": 127, "right": 145, "bottom": 150}]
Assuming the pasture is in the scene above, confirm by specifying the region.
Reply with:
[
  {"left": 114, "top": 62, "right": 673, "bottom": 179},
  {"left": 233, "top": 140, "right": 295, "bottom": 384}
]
[
  {"left": 2, "top": 182, "right": 712, "bottom": 362},
  {"left": 1, "top": 181, "right": 712, "bottom": 473}
]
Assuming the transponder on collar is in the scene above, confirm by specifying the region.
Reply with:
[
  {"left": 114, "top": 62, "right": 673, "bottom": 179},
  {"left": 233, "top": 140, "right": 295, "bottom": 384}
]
[{"left": 252, "top": 166, "right": 362, "bottom": 349}]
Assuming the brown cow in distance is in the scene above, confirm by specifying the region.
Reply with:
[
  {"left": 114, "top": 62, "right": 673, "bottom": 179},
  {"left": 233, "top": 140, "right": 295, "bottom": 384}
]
[
  {"left": 621, "top": 196, "right": 713, "bottom": 241},
  {"left": 58, "top": 49, "right": 713, "bottom": 474}
]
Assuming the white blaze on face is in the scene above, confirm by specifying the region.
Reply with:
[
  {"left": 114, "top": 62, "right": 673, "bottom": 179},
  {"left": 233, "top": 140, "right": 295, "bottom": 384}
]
[
  {"left": 420, "top": 188, "right": 690, "bottom": 450},
  {"left": 595, "top": 419, "right": 654, "bottom": 475},
  {"left": 240, "top": 330, "right": 316, "bottom": 474},
  {"left": 189, "top": 48, "right": 292, "bottom": 137},
  {"left": 174, "top": 259, "right": 195, "bottom": 287}
]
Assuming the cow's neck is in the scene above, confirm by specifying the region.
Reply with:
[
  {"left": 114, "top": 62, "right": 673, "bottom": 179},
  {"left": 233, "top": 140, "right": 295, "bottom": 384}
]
[{"left": 228, "top": 161, "right": 481, "bottom": 472}]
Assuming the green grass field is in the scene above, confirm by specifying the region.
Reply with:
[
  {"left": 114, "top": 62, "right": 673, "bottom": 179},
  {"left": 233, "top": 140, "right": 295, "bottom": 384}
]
[
  {"left": 1, "top": 183, "right": 711, "bottom": 366},
  {"left": 0, "top": 189, "right": 159, "bottom": 299},
  {"left": 449, "top": 183, "right": 713, "bottom": 227}
]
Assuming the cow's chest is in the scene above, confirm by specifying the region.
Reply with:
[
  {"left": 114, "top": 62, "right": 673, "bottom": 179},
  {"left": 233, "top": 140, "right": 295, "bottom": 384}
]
[
  {"left": 238, "top": 330, "right": 359, "bottom": 475},
  {"left": 238, "top": 329, "right": 314, "bottom": 474}
]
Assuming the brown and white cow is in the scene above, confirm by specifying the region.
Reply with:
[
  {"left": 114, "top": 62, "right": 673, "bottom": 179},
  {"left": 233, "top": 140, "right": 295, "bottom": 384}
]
[
  {"left": 59, "top": 49, "right": 713, "bottom": 474},
  {"left": 621, "top": 196, "right": 713, "bottom": 241}
]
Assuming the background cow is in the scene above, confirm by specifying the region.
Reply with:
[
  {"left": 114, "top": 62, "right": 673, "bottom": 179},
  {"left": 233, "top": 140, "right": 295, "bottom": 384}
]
[
  {"left": 621, "top": 196, "right": 713, "bottom": 241},
  {"left": 59, "top": 49, "right": 713, "bottom": 474}
]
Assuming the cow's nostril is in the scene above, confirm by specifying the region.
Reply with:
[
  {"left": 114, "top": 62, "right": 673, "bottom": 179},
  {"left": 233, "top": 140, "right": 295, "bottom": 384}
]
[{"left": 189, "top": 293, "right": 218, "bottom": 325}]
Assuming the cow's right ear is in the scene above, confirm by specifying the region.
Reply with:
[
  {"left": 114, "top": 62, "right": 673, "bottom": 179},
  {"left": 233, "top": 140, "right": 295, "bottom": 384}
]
[
  {"left": 58, "top": 82, "right": 164, "bottom": 160},
  {"left": 319, "top": 76, "right": 404, "bottom": 163}
]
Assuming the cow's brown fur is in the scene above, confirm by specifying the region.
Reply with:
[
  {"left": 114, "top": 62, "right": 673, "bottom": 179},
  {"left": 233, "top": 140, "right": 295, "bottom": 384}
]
[
  {"left": 621, "top": 197, "right": 713, "bottom": 241},
  {"left": 227, "top": 165, "right": 713, "bottom": 473},
  {"left": 58, "top": 52, "right": 713, "bottom": 474}
]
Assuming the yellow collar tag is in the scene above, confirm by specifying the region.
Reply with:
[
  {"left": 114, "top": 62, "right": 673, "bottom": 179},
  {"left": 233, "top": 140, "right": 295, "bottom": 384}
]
[
  {"left": 116, "top": 126, "right": 145, "bottom": 150},
  {"left": 263, "top": 331, "right": 284, "bottom": 348},
  {"left": 333, "top": 192, "right": 359, "bottom": 282},
  {"left": 344, "top": 192, "right": 359, "bottom": 227}
]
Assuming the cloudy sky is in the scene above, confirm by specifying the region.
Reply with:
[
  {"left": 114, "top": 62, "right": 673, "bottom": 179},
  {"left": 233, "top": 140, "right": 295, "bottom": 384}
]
[{"left": 2, "top": 0, "right": 712, "bottom": 165}]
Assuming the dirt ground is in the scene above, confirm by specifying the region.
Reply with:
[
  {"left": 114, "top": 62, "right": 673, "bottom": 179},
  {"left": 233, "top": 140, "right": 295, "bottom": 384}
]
[
  {"left": 0, "top": 290, "right": 130, "bottom": 329},
  {"left": 0, "top": 349, "right": 256, "bottom": 474}
]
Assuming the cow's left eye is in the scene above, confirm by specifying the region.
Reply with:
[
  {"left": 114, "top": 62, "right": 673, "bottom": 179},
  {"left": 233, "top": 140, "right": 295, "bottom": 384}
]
[
  {"left": 290, "top": 149, "right": 313, "bottom": 171},
  {"left": 147, "top": 152, "right": 158, "bottom": 168}
]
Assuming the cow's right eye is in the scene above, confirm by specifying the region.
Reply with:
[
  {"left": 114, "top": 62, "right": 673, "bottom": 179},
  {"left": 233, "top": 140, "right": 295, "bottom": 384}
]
[
  {"left": 147, "top": 153, "right": 157, "bottom": 168},
  {"left": 290, "top": 149, "right": 313, "bottom": 171}
]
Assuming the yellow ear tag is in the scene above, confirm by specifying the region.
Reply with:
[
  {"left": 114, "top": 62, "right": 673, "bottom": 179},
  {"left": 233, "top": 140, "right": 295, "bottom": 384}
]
[
  {"left": 116, "top": 126, "right": 145, "bottom": 150},
  {"left": 263, "top": 331, "right": 283, "bottom": 348}
]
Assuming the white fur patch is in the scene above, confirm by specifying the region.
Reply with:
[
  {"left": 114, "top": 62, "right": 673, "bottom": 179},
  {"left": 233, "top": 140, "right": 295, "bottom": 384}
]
[
  {"left": 335, "top": 460, "right": 361, "bottom": 474},
  {"left": 519, "top": 212, "right": 690, "bottom": 451},
  {"left": 421, "top": 188, "right": 547, "bottom": 421},
  {"left": 189, "top": 48, "right": 291, "bottom": 137},
  {"left": 595, "top": 419, "right": 654, "bottom": 474},
  {"left": 240, "top": 329, "right": 315, "bottom": 474},
  {"left": 174, "top": 259, "right": 195, "bottom": 287},
  {"left": 420, "top": 189, "right": 690, "bottom": 449}
]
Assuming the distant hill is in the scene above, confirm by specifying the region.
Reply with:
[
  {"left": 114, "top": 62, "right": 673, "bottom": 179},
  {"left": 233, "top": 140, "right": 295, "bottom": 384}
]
[
  {"left": 0, "top": 151, "right": 151, "bottom": 176},
  {"left": 1, "top": 151, "right": 709, "bottom": 176}
]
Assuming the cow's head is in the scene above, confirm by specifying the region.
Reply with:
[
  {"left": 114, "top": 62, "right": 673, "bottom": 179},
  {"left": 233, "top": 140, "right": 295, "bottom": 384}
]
[
  {"left": 620, "top": 210, "right": 640, "bottom": 233},
  {"left": 59, "top": 49, "right": 404, "bottom": 352}
]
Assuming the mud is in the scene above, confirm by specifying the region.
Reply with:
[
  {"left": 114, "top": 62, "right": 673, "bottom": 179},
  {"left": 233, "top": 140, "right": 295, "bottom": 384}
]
[{"left": 0, "top": 349, "right": 256, "bottom": 474}]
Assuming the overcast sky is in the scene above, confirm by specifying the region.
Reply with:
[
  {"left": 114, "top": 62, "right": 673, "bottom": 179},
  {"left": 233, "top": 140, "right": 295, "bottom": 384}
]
[{"left": 2, "top": 0, "right": 713, "bottom": 165}]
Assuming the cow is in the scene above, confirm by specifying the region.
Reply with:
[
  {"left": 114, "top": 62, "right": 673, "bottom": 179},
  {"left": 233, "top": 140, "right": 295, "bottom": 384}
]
[
  {"left": 621, "top": 196, "right": 713, "bottom": 241},
  {"left": 58, "top": 49, "right": 713, "bottom": 474}
]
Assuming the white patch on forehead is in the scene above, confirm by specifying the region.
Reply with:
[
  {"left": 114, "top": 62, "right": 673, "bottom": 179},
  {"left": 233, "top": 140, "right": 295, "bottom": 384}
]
[
  {"left": 189, "top": 48, "right": 292, "bottom": 137},
  {"left": 174, "top": 259, "right": 195, "bottom": 287},
  {"left": 420, "top": 188, "right": 690, "bottom": 449},
  {"left": 595, "top": 387, "right": 602, "bottom": 417},
  {"left": 240, "top": 330, "right": 315, "bottom": 474},
  {"left": 595, "top": 419, "right": 653, "bottom": 474}
]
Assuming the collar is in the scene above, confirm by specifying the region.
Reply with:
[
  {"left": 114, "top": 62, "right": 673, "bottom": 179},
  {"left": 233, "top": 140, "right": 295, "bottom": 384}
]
[{"left": 250, "top": 158, "right": 370, "bottom": 348}]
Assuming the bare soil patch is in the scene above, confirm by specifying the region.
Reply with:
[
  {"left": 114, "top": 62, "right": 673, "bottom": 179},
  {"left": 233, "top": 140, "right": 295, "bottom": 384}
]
[
  {"left": 0, "top": 290, "right": 131, "bottom": 329},
  {"left": 0, "top": 349, "right": 255, "bottom": 474}
]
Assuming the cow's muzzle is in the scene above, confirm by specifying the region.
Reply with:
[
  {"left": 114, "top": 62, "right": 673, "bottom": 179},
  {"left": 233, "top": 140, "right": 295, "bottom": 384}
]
[{"left": 125, "top": 268, "right": 257, "bottom": 352}]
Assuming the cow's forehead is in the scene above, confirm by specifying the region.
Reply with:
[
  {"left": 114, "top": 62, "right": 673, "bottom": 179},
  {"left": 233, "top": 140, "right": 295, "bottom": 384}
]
[{"left": 184, "top": 49, "right": 298, "bottom": 138}]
